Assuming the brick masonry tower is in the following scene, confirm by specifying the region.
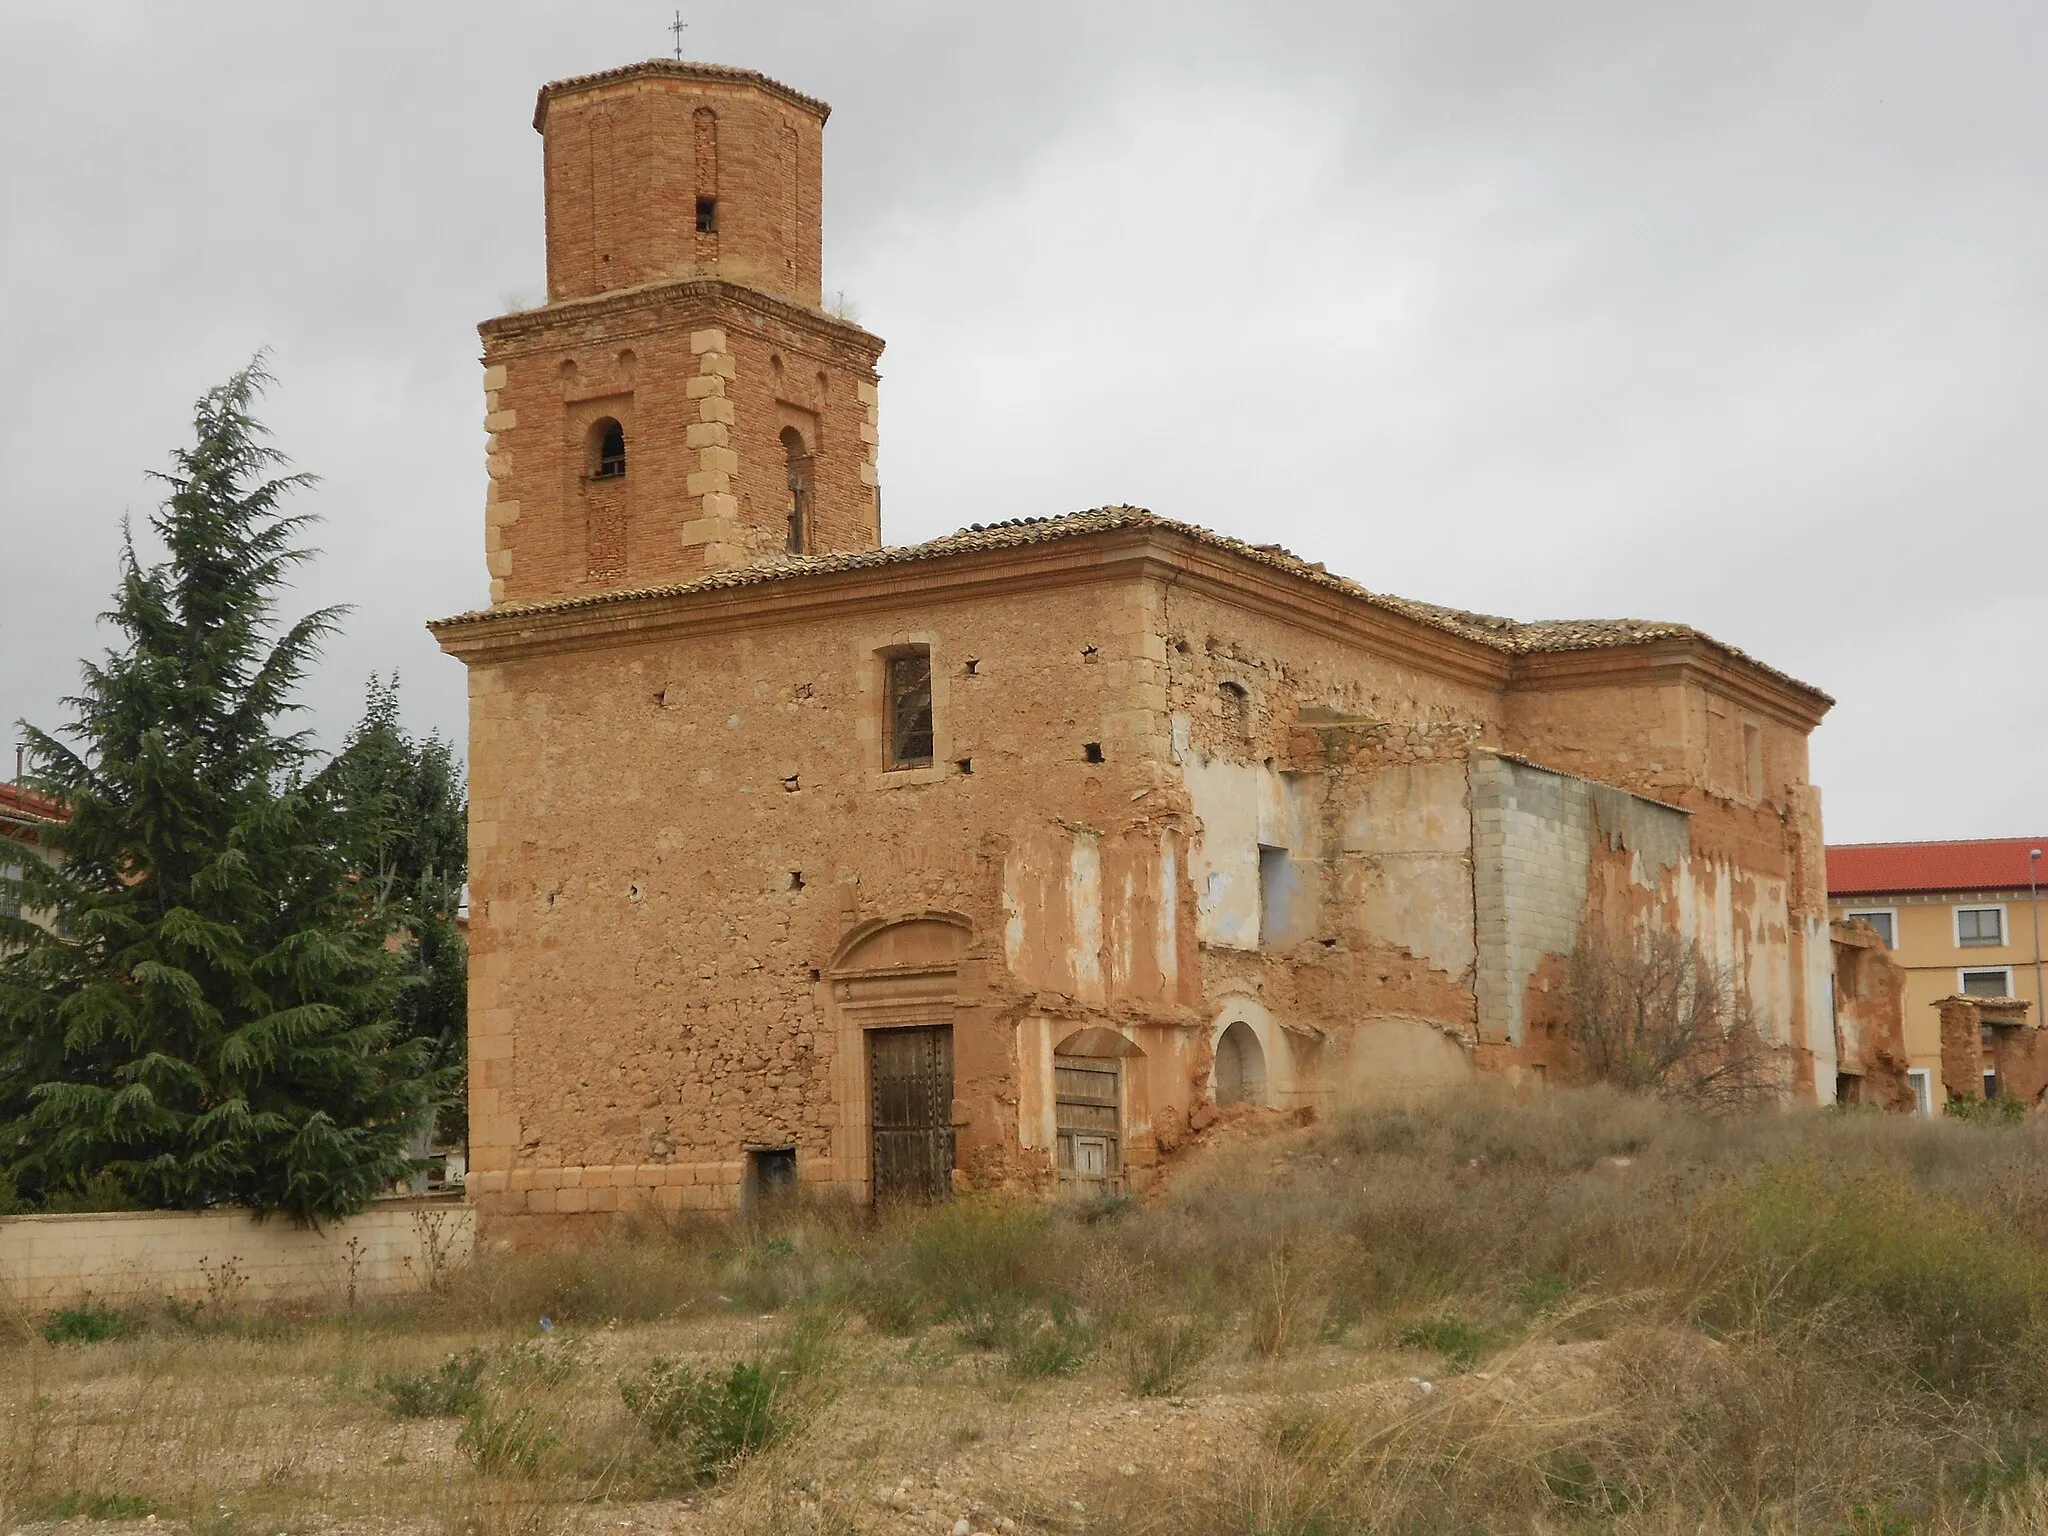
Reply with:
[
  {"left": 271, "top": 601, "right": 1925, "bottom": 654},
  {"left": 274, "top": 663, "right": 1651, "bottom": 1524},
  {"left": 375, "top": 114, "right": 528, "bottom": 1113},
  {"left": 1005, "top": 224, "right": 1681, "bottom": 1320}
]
[{"left": 477, "top": 61, "right": 885, "bottom": 605}]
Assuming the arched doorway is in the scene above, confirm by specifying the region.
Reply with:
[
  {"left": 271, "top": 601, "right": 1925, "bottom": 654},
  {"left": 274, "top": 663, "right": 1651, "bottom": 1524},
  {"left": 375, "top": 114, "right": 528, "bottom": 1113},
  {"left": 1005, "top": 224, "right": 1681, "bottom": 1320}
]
[
  {"left": 1214, "top": 1019, "right": 1267, "bottom": 1106},
  {"left": 829, "top": 915, "right": 969, "bottom": 1205}
]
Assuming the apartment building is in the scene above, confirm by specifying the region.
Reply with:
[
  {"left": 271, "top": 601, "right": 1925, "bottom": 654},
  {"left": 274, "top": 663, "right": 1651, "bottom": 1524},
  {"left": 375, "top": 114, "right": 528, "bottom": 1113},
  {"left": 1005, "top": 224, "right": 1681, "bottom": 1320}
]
[{"left": 1827, "top": 838, "right": 2046, "bottom": 1109}]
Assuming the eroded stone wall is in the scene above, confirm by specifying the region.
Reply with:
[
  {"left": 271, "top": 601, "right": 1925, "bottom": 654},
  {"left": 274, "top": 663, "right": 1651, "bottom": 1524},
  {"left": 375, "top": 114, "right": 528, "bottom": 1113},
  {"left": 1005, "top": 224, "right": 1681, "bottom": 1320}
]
[
  {"left": 481, "top": 296, "right": 882, "bottom": 605},
  {"left": 464, "top": 572, "right": 1199, "bottom": 1227},
  {"left": 453, "top": 538, "right": 1853, "bottom": 1236}
]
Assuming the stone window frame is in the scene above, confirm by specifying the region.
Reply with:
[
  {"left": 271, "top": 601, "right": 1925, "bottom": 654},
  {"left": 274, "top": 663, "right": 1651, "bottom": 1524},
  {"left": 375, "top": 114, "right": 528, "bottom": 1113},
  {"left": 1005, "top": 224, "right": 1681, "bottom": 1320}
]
[
  {"left": 859, "top": 630, "right": 952, "bottom": 788},
  {"left": 1954, "top": 903, "right": 2006, "bottom": 949}
]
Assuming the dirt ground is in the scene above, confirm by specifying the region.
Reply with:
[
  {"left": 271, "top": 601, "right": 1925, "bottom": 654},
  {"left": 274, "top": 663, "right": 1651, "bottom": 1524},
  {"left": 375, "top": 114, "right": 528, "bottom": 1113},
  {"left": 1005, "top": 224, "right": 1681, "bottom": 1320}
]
[{"left": 0, "top": 1295, "right": 1611, "bottom": 1535}]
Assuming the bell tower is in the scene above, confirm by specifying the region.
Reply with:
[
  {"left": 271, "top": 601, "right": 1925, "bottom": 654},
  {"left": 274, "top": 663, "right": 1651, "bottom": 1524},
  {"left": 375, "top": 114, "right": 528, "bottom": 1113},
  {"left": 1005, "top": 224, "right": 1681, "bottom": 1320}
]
[{"left": 477, "top": 61, "right": 885, "bottom": 607}]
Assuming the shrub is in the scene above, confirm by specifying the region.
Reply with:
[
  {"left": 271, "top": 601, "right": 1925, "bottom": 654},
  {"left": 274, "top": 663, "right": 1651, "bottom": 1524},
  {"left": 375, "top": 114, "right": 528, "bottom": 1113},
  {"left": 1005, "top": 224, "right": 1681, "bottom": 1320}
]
[
  {"left": 621, "top": 1359, "right": 782, "bottom": 1480},
  {"left": 1119, "top": 1316, "right": 1209, "bottom": 1397},
  {"left": 1946, "top": 1093, "right": 2029, "bottom": 1126},
  {"left": 1396, "top": 1315, "right": 1487, "bottom": 1372},
  {"left": 619, "top": 1309, "right": 838, "bottom": 1482},
  {"left": 1733, "top": 1160, "right": 2048, "bottom": 1402},
  {"left": 41, "top": 1494, "right": 153, "bottom": 1520},
  {"left": 853, "top": 1200, "right": 1073, "bottom": 1334},
  {"left": 456, "top": 1402, "right": 559, "bottom": 1476},
  {"left": 1004, "top": 1305, "right": 1090, "bottom": 1380},
  {"left": 40, "top": 1300, "right": 133, "bottom": 1344},
  {"left": 1566, "top": 931, "right": 1777, "bottom": 1107},
  {"left": 377, "top": 1348, "right": 486, "bottom": 1417}
]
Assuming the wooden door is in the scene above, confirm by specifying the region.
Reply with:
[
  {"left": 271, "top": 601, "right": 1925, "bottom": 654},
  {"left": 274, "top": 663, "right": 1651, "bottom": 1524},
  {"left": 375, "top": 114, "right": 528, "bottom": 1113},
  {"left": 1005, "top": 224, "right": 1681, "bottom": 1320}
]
[
  {"left": 869, "top": 1025, "right": 955, "bottom": 1204},
  {"left": 1055, "top": 1056, "right": 1123, "bottom": 1197}
]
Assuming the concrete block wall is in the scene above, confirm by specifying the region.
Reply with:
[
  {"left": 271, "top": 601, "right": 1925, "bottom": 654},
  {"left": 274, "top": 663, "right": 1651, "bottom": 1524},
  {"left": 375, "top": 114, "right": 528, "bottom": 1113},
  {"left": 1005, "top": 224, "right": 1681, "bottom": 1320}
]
[
  {"left": 0, "top": 1197, "right": 473, "bottom": 1313},
  {"left": 1473, "top": 753, "right": 1594, "bottom": 1045},
  {"left": 1472, "top": 751, "right": 1691, "bottom": 1045}
]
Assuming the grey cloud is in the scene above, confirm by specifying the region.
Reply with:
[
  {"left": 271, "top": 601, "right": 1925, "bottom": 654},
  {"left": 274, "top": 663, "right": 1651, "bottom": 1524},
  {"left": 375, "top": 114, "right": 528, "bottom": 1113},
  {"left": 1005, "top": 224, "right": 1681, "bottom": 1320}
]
[{"left": 2, "top": 1, "right": 2041, "bottom": 838}]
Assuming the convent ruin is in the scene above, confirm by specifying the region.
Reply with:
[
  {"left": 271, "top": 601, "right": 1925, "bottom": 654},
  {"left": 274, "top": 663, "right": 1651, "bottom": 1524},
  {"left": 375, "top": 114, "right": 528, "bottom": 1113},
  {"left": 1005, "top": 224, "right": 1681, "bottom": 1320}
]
[{"left": 433, "top": 60, "right": 1867, "bottom": 1231}]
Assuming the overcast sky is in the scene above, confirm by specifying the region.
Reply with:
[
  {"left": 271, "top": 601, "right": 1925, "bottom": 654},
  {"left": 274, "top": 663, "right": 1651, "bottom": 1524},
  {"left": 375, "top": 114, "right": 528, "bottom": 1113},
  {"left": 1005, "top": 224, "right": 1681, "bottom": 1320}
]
[{"left": 2, "top": 1, "right": 2042, "bottom": 843}]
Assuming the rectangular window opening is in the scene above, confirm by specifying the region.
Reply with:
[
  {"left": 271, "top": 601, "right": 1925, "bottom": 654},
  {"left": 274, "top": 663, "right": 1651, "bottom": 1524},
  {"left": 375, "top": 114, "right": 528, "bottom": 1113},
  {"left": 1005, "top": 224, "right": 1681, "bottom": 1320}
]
[
  {"left": 1957, "top": 906, "right": 2004, "bottom": 947},
  {"left": 883, "top": 649, "right": 934, "bottom": 770},
  {"left": 1845, "top": 909, "right": 1895, "bottom": 948},
  {"left": 1083, "top": 742, "right": 1104, "bottom": 764},
  {"left": 742, "top": 1147, "right": 796, "bottom": 1217},
  {"left": 1907, "top": 1067, "right": 1933, "bottom": 1117},
  {"left": 1259, "top": 844, "right": 1300, "bottom": 949},
  {"left": 696, "top": 197, "right": 718, "bottom": 234},
  {"left": 1961, "top": 968, "right": 2013, "bottom": 998}
]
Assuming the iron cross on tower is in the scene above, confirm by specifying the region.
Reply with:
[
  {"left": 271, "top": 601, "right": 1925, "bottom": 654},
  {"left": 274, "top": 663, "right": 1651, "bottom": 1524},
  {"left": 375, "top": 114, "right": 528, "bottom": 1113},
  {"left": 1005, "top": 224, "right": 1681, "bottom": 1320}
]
[{"left": 669, "top": 9, "right": 687, "bottom": 59}]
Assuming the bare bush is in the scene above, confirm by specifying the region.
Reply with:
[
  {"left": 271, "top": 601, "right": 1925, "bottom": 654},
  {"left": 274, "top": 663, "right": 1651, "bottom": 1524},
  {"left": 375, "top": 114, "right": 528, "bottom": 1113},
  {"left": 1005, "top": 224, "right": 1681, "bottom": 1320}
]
[{"left": 1567, "top": 931, "right": 1780, "bottom": 1108}]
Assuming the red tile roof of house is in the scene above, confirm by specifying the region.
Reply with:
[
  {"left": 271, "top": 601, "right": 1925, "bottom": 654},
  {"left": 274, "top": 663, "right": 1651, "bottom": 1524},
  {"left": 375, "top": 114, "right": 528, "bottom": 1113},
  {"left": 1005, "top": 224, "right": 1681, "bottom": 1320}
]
[
  {"left": 0, "top": 783, "right": 66, "bottom": 824},
  {"left": 1828, "top": 838, "right": 2048, "bottom": 897}
]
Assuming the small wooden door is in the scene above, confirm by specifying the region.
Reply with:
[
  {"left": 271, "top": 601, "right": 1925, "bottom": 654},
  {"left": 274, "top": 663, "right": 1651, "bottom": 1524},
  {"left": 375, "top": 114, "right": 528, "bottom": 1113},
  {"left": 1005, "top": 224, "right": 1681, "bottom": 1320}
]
[
  {"left": 1055, "top": 1056, "right": 1123, "bottom": 1197},
  {"left": 870, "top": 1025, "right": 955, "bottom": 1204}
]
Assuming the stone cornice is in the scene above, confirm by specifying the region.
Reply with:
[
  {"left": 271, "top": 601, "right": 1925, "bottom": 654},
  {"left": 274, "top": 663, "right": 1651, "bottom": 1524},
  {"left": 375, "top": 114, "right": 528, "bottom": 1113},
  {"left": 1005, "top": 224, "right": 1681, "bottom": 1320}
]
[
  {"left": 430, "top": 509, "right": 1830, "bottom": 732},
  {"left": 534, "top": 60, "right": 830, "bottom": 130},
  {"left": 1507, "top": 639, "right": 1833, "bottom": 732},
  {"left": 480, "top": 279, "right": 884, "bottom": 356},
  {"left": 430, "top": 522, "right": 1515, "bottom": 691}
]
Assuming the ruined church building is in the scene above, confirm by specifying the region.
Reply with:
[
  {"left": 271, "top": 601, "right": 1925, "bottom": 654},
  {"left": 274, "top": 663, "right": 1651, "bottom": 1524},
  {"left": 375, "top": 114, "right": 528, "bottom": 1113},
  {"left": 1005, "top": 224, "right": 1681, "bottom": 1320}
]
[{"left": 433, "top": 61, "right": 1844, "bottom": 1231}]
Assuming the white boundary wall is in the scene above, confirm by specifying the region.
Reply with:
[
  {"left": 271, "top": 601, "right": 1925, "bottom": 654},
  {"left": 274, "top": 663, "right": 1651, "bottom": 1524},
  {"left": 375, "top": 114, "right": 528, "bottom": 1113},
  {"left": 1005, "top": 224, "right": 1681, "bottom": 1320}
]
[{"left": 0, "top": 1196, "right": 473, "bottom": 1313}]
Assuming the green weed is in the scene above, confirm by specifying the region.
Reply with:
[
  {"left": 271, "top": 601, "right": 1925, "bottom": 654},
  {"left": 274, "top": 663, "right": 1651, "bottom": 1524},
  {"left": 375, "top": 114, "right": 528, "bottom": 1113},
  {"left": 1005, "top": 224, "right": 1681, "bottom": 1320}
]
[
  {"left": 39, "top": 1300, "right": 134, "bottom": 1344},
  {"left": 376, "top": 1348, "right": 487, "bottom": 1417}
]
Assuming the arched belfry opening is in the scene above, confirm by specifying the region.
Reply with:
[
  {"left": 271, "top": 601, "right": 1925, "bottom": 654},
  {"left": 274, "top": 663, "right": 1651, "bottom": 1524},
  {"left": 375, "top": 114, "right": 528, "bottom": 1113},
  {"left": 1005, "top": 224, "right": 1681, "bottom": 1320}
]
[
  {"left": 1214, "top": 1019, "right": 1268, "bottom": 1106},
  {"left": 781, "top": 425, "right": 813, "bottom": 553},
  {"left": 589, "top": 418, "right": 626, "bottom": 479}
]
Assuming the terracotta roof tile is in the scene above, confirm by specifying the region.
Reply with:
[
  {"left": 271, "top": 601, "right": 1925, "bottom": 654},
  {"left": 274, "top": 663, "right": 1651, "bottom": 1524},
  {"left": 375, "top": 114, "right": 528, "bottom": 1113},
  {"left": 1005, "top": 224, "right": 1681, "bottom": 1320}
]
[
  {"left": 1827, "top": 838, "right": 2048, "bottom": 897},
  {"left": 430, "top": 506, "right": 1824, "bottom": 698},
  {"left": 0, "top": 782, "right": 66, "bottom": 826}
]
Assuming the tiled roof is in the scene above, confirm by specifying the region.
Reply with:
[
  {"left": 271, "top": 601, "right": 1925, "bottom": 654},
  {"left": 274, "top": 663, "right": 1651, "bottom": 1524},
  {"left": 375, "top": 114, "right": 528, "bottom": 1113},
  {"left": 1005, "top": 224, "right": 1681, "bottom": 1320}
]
[
  {"left": 430, "top": 506, "right": 1826, "bottom": 699},
  {"left": 0, "top": 782, "right": 66, "bottom": 826},
  {"left": 533, "top": 60, "right": 830, "bottom": 129},
  {"left": 1827, "top": 838, "right": 2048, "bottom": 897}
]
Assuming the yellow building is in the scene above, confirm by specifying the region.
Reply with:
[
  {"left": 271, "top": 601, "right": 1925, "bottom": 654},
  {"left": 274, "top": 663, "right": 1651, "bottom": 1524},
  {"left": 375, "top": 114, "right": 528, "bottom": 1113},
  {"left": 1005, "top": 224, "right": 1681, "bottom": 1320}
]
[
  {"left": 1827, "top": 838, "right": 2048, "bottom": 1111},
  {"left": 0, "top": 780, "right": 66, "bottom": 936}
]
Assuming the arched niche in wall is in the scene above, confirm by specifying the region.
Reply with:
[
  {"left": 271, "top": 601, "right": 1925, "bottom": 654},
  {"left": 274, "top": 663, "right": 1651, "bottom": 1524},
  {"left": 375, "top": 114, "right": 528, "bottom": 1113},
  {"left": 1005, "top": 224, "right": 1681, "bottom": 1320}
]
[
  {"left": 1208, "top": 995, "right": 1318, "bottom": 1109},
  {"left": 1214, "top": 1019, "right": 1267, "bottom": 1105}
]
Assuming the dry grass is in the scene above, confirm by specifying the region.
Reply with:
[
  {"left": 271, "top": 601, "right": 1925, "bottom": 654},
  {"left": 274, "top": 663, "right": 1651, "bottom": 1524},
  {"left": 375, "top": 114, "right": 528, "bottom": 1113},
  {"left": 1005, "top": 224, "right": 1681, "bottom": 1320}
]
[{"left": 9, "top": 1087, "right": 2048, "bottom": 1532}]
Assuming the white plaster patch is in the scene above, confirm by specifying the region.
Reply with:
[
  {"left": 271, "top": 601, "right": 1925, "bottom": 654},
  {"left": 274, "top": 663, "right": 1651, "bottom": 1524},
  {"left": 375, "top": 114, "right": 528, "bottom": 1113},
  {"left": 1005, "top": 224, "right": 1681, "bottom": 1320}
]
[{"left": 1069, "top": 833, "right": 1103, "bottom": 1001}]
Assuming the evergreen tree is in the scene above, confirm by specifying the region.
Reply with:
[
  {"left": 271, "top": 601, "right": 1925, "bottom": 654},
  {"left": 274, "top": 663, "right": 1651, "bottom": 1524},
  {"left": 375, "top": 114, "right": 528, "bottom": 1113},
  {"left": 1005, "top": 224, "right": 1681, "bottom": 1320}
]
[
  {"left": 316, "top": 676, "right": 468, "bottom": 1142},
  {"left": 0, "top": 363, "right": 432, "bottom": 1222}
]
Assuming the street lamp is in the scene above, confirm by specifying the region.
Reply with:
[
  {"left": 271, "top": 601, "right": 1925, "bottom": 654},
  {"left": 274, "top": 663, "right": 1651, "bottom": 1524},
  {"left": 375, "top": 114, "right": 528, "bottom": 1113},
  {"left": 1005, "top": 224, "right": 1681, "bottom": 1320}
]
[{"left": 2032, "top": 848, "right": 2044, "bottom": 1027}]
